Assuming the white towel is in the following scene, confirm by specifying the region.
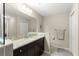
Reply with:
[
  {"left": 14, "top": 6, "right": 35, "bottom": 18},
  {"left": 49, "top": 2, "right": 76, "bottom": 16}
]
[{"left": 55, "top": 29, "right": 65, "bottom": 40}]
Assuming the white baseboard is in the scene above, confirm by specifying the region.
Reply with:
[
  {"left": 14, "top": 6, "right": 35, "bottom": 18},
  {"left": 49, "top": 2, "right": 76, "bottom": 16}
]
[
  {"left": 53, "top": 45, "right": 69, "bottom": 51},
  {"left": 59, "top": 47, "right": 69, "bottom": 51},
  {"left": 44, "top": 47, "right": 73, "bottom": 56},
  {"left": 54, "top": 46, "right": 73, "bottom": 55}
]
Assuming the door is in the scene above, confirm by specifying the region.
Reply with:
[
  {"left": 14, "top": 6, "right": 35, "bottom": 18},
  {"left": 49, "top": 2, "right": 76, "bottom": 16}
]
[
  {"left": 69, "top": 11, "right": 74, "bottom": 52},
  {"left": 69, "top": 10, "right": 78, "bottom": 55}
]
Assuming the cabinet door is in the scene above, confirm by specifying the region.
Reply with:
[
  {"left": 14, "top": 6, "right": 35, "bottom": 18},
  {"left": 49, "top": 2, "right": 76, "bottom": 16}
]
[
  {"left": 27, "top": 46, "right": 35, "bottom": 56},
  {"left": 26, "top": 37, "right": 44, "bottom": 56},
  {"left": 13, "top": 47, "right": 25, "bottom": 56},
  {"left": 27, "top": 45, "right": 40, "bottom": 56},
  {"left": 36, "top": 38, "right": 44, "bottom": 55},
  {"left": 22, "top": 46, "right": 28, "bottom": 56},
  {"left": 26, "top": 42, "right": 35, "bottom": 56},
  {"left": 34, "top": 45, "right": 40, "bottom": 56}
]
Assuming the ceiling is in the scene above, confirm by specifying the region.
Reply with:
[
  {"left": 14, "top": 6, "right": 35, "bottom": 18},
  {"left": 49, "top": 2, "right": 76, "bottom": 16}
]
[{"left": 26, "top": 3, "right": 73, "bottom": 16}]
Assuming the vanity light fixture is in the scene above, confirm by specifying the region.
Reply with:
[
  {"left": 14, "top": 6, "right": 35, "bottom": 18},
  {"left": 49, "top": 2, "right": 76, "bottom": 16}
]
[{"left": 16, "top": 4, "right": 32, "bottom": 15}]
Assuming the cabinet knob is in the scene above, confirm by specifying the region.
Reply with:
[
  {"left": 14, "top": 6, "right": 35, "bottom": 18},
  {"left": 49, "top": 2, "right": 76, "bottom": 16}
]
[{"left": 20, "top": 49, "right": 23, "bottom": 53}]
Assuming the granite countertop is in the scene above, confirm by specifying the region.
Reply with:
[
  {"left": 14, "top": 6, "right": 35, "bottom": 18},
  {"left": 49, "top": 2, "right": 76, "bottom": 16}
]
[
  {"left": 0, "top": 39, "right": 13, "bottom": 48},
  {"left": 0, "top": 32, "right": 45, "bottom": 50},
  {"left": 12, "top": 32, "right": 45, "bottom": 50}
]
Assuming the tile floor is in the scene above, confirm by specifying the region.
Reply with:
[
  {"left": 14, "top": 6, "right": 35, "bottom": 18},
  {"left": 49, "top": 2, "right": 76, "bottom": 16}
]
[{"left": 42, "top": 48, "right": 73, "bottom": 56}]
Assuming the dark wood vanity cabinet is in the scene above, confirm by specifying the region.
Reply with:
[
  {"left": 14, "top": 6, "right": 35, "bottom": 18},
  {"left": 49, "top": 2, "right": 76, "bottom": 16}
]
[{"left": 13, "top": 37, "right": 45, "bottom": 56}]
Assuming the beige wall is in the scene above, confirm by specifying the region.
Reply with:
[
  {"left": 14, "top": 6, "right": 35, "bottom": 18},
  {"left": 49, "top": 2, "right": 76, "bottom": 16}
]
[{"left": 42, "top": 13, "right": 69, "bottom": 52}]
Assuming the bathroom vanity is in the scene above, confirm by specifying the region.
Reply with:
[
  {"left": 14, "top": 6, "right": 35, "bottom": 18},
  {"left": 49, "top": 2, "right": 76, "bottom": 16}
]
[
  {"left": 0, "top": 33, "right": 45, "bottom": 56},
  {"left": 13, "top": 37, "right": 44, "bottom": 56},
  {"left": 13, "top": 33, "right": 45, "bottom": 56}
]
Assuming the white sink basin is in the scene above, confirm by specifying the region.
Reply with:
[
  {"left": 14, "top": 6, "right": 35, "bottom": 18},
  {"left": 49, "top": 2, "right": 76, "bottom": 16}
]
[{"left": 25, "top": 34, "right": 38, "bottom": 38}]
